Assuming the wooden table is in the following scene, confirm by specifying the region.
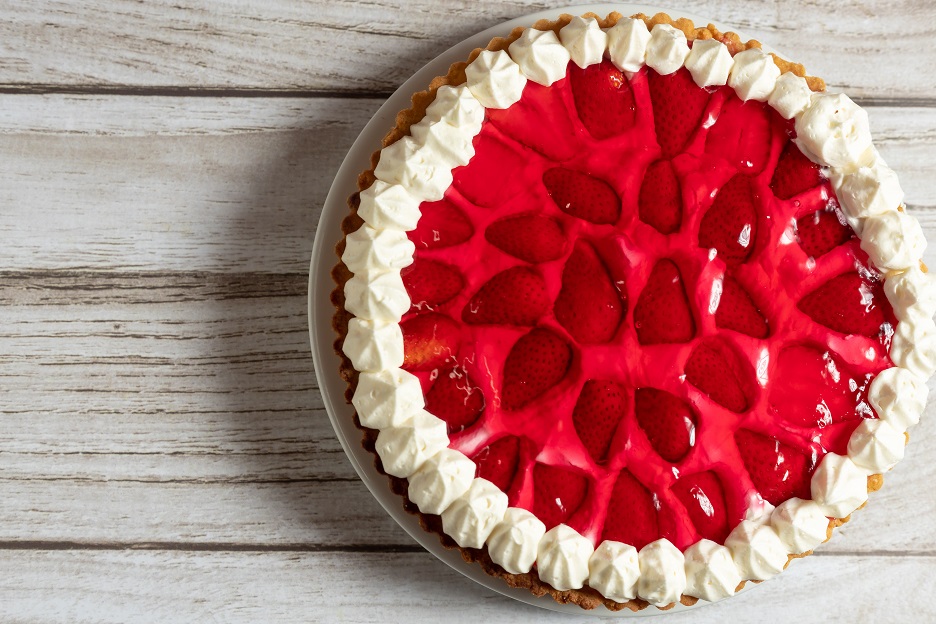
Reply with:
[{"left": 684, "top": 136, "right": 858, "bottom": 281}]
[{"left": 3, "top": 2, "right": 935, "bottom": 621}]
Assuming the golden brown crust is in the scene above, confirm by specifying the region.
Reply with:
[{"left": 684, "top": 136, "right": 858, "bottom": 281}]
[{"left": 330, "top": 11, "right": 876, "bottom": 612}]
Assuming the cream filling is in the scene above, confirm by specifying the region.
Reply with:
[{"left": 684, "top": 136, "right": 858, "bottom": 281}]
[
  {"left": 559, "top": 16, "right": 606, "bottom": 69},
  {"left": 588, "top": 540, "right": 640, "bottom": 602},
  {"left": 537, "top": 524, "right": 594, "bottom": 591},
  {"left": 684, "top": 539, "right": 742, "bottom": 602},
  {"left": 607, "top": 18, "right": 651, "bottom": 73},
  {"left": 729, "top": 48, "right": 781, "bottom": 101}
]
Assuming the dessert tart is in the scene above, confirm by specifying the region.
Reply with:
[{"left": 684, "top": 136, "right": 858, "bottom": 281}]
[{"left": 331, "top": 10, "right": 936, "bottom": 611}]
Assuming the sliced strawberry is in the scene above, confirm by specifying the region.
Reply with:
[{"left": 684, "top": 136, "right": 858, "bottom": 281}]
[
  {"left": 462, "top": 266, "right": 549, "bottom": 326},
  {"left": 472, "top": 436, "right": 521, "bottom": 493},
  {"left": 771, "top": 141, "right": 823, "bottom": 200},
  {"left": 698, "top": 174, "right": 759, "bottom": 266},
  {"left": 453, "top": 133, "right": 526, "bottom": 207},
  {"left": 798, "top": 272, "right": 887, "bottom": 336},
  {"left": 400, "top": 313, "right": 461, "bottom": 371},
  {"left": 554, "top": 241, "right": 625, "bottom": 343},
  {"left": 638, "top": 159, "right": 682, "bottom": 234},
  {"left": 796, "top": 209, "right": 854, "bottom": 259},
  {"left": 569, "top": 58, "right": 636, "bottom": 140},
  {"left": 734, "top": 429, "right": 815, "bottom": 506},
  {"left": 542, "top": 167, "right": 621, "bottom": 225},
  {"left": 601, "top": 469, "right": 659, "bottom": 549},
  {"left": 425, "top": 366, "right": 485, "bottom": 434},
  {"left": 648, "top": 68, "right": 711, "bottom": 158},
  {"left": 671, "top": 471, "right": 730, "bottom": 543},
  {"left": 634, "top": 388, "right": 696, "bottom": 463},
  {"left": 531, "top": 463, "right": 589, "bottom": 530},
  {"left": 685, "top": 340, "right": 751, "bottom": 413},
  {"left": 704, "top": 98, "right": 772, "bottom": 175},
  {"left": 501, "top": 328, "right": 573, "bottom": 410},
  {"left": 633, "top": 259, "right": 696, "bottom": 344},
  {"left": 769, "top": 344, "right": 873, "bottom": 428},
  {"left": 715, "top": 275, "right": 769, "bottom": 338},
  {"left": 488, "top": 81, "right": 580, "bottom": 162},
  {"left": 408, "top": 199, "right": 473, "bottom": 250},
  {"left": 485, "top": 214, "right": 566, "bottom": 263},
  {"left": 401, "top": 258, "right": 463, "bottom": 310},
  {"left": 572, "top": 379, "right": 628, "bottom": 464}
]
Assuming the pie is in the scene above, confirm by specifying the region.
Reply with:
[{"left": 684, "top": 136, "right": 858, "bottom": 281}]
[{"left": 331, "top": 10, "right": 935, "bottom": 611}]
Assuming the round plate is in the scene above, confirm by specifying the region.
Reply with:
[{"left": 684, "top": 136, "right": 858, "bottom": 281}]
[{"left": 309, "top": 4, "right": 768, "bottom": 615}]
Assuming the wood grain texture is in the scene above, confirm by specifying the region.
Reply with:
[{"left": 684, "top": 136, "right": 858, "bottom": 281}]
[
  {"left": 2, "top": 1, "right": 935, "bottom": 99},
  {"left": 0, "top": 551, "right": 932, "bottom": 623},
  {"left": 1, "top": 97, "right": 935, "bottom": 273},
  {"left": 1, "top": 273, "right": 935, "bottom": 554},
  {"left": 4, "top": 0, "right": 936, "bottom": 619},
  {"left": 0, "top": 95, "right": 381, "bottom": 273}
]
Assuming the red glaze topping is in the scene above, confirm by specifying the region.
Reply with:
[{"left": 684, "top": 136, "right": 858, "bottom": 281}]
[{"left": 399, "top": 61, "right": 894, "bottom": 549}]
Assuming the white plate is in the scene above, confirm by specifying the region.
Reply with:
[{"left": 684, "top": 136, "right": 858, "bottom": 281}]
[{"left": 309, "top": 4, "right": 766, "bottom": 616}]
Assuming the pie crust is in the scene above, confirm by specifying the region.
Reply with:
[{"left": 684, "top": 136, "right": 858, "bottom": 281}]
[{"left": 331, "top": 10, "right": 930, "bottom": 611}]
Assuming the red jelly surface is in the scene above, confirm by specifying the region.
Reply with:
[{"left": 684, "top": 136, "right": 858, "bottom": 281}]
[{"left": 400, "top": 61, "right": 894, "bottom": 550}]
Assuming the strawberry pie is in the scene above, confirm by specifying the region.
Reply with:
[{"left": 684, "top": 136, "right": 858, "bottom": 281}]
[{"left": 333, "top": 11, "right": 936, "bottom": 611}]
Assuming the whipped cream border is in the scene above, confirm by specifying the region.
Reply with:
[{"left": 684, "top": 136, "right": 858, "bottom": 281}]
[{"left": 342, "top": 16, "right": 933, "bottom": 608}]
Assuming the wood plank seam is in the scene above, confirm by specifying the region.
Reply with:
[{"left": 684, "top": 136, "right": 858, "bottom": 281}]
[
  {"left": 0, "top": 541, "right": 427, "bottom": 553},
  {"left": 0, "top": 85, "right": 931, "bottom": 109},
  {"left": 0, "top": 540, "right": 927, "bottom": 557},
  {"left": 0, "top": 85, "right": 397, "bottom": 98}
]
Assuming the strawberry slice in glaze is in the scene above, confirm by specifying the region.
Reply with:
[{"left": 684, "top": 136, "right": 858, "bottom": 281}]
[
  {"left": 531, "top": 463, "right": 589, "bottom": 530},
  {"left": 671, "top": 471, "right": 730, "bottom": 543},
  {"left": 401, "top": 258, "right": 464, "bottom": 311},
  {"left": 400, "top": 313, "right": 461, "bottom": 371},
  {"left": 543, "top": 167, "right": 621, "bottom": 225},
  {"left": 570, "top": 58, "right": 637, "bottom": 140},
  {"left": 685, "top": 340, "right": 751, "bottom": 413},
  {"left": 485, "top": 214, "right": 566, "bottom": 263},
  {"left": 601, "top": 470, "right": 659, "bottom": 549},
  {"left": 771, "top": 140, "right": 823, "bottom": 200},
  {"left": 453, "top": 133, "right": 527, "bottom": 207},
  {"left": 472, "top": 435, "right": 521, "bottom": 493},
  {"left": 425, "top": 366, "right": 485, "bottom": 434},
  {"left": 699, "top": 173, "right": 759, "bottom": 266},
  {"left": 769, "top": 344, "right": 874, "bottom": 428},
  {"left": 714, "top": 275, "right": 769, "bottom": 338},
  {"left": 705, "top": 98, "right": 772, "bottom": 175},
  {"left": 634, "top": 259, "right": 696, "bottom": 344},
  {"left": 734, "top": 429, "right": 815, "bottom": 506},
  {"left": 638, "top": 159, "right": 682, "bottom": 235},
  {"left": 486, "top": 81, "right": 581, "bottom": 162},
  {"left": 554, "top": 241, "right": 625, "bottom": 343},
  {"left": 487, "top": 80, "right": 581, "bottom": 162},
  {"left": 501, "top": 328, "right": 572, "bottom": 410},
  {"left": 572, "top": 379, "right": 628, "bottom": 464},
  {"left": 798, "top": 272, "right": 888, "bottom": 336},
  {"left": 796, "top": 208, "right": 854, "bottom": 259},
  {"left": 463, "top": 266, "right": 549, "bottom": 326},
  {"left": 648, "top": 68, "right": 711, "bottom": 158},
  {"left": 409, "top": 199, "right": 473, "bottom": 250},
  {"left": 634, "top": 388, "right": 696, "bottom": 463}
]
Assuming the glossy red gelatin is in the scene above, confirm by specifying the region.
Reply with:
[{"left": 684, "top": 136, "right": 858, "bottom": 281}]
[{"left": 398, "top": 61, "right": 894, "bottom": 548}]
